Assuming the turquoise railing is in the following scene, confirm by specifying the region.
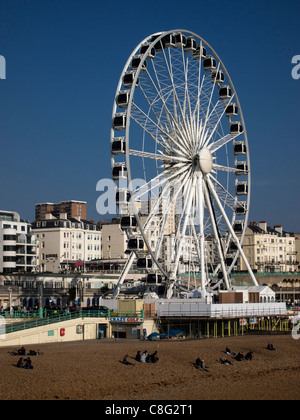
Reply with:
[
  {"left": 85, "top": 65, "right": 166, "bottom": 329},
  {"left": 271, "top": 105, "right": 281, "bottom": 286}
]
[{"left": 3, "top": 309, "right": 144, "bottom": 335}]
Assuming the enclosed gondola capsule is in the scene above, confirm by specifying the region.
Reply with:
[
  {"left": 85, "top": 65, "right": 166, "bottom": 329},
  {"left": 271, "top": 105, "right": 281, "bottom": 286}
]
[
  {"left": 234, "top": 221, "right": 244, "bottom": 233},
  {"left": 184, "top": 37, "right": 197, "bottom": 52},
  {"left": 219, "top": 85, "right": 232, "bottom": 100},
  {"left": 116, "top": 91, "right": 130, "bottom": 109},
  {"left": 230, "top": 122, "right": 244, "bottom": 135},
  {"left": 236, "top": 182, "right": 248, "bottom": 195},
  {"left": 123, "top": 71, "right": 139, "bottom": 88},
  {"left": 121, "top": 216, "right": 137, "bottom": 230},
  {"left": 234, "top": 141, "right": 247, "bottom": 155},
  {"left": 146, "top": 273, "right": 163, "bottom": 284},
  {"left": 116, "top": 189, "right": 131, "bottom": 204},
  {"left": 113, "top": 113, "right": 126, "bottom": 130},
  {"left": 212, "top": 70, "right": 225, "bottom": 84},
  {"left": 235, "top": 202, "right": 247, "bottom": 215},
  {"left": 174, "top": 32, "right": 186, "bottom": 48},
  {"left": 131, "top": 55, "right": 147, "bottom": 71},
  {"left": 127, "top": 237, "right": 144, "bottom": 252},
  {"left": 137, "top": 257, "right": 153, "bottom": 269},
  {"left": 225, "top": 103, "right": 238, "bottom": 117},
  {"left": 235, "top": 161, "right": 248, "bottom": 175},
  {"left": 203, "top": 56, "right": 217, "bottom": 70},
  {"left": 112, "top": 163, "right": 127, "bottom": 180},
  {"left": 163, "top": 33, "right": 175, "bottom": 48},
  {"left": 111, "top": 137, "right": 126, "bottom": 155},
  {"left": 193, "top": 44, "right": 207, "bottom": 60},
  {"left": 151, "top": 34, "right": 166, "bottom": 50},
  {"left": 140, "top": 43, "right": 156, "bottom": 59}
]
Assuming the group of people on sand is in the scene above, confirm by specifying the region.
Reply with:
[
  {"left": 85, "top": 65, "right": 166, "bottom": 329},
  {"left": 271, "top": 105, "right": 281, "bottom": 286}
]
[
  {"left": 9, "top": 346, "right": 41, "bottom": 370},
  {"left": 194, "top": 342, "right": 277, "bottom": 372},
  {"left": 224, "top": 346, "right": 253, "bottom": 362},
  {"left": 121, "top": 350, "right": 159, "bottom": 365}
]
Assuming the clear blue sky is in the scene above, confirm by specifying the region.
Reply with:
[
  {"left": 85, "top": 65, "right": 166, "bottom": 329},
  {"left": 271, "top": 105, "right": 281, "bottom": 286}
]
[{"left": 0, "top": 0, "right": 299, "bottom": 231}]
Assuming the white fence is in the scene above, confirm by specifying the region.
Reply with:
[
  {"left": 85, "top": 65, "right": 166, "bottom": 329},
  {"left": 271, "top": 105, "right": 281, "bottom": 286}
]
[{"left": 152, "top": 299, "right": 287, "bottom": 318}]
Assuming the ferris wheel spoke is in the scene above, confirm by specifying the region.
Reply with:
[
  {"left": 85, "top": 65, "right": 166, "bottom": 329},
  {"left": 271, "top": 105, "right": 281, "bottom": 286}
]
[
  {"left": 129, "top": 149, "right": 189, "bottom": 164},
  {"left": 206, "top": 177, "right": 258, "bottom": 286},
  {"left": 160, "top": 46, "right": 195, "bottom": 151},
  {"left": 203, "top": 180, "right": 230, "bottom": 289},
  {"left": 199, "top": 62, "right": 221, "bottom": 147},
  {"left": 131, "top": 102, "right": 190, "bottom": 157},
  {"left": 208, "top": 173, "right": 237, "bottom": 211},
  {"left": 212, "top": 163, "right": 237, "bottom": 173},
  {"left": 202, "top": 96, "right": 235, "bottom": 150},
  {"left": 208, "top": 131, "right": 242, "bottom": 154},
  {"left": 171, "top": 175, "right": 197, "bottom": 280},
  {"left": 154, "top": 171, "right": 190, "bottom": 261}
]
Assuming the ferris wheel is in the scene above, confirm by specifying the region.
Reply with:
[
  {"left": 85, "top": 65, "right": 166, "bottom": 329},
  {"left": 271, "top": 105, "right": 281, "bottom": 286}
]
[{"left": 110, "top": 30, "right": 258, "bottom": 299}]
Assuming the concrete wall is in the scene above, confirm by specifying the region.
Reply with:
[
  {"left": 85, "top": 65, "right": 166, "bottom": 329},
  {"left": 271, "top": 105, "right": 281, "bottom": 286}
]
[
  {"left": 0, "top": 316, "right": 158, "bottom": 348},
  {"left": 0, "top": 317, "right": 110, "bottom": 348}
]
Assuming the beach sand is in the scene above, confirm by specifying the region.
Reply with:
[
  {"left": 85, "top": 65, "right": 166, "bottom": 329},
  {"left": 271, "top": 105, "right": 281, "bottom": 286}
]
[{"left": 0, "top": 334, "right": 299, "bottom": 400}]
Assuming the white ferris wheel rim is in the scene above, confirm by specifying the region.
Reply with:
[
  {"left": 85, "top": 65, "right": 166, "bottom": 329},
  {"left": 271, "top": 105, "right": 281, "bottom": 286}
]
[{"left": 110, "top": 29, "right": 253, "bottom": 296}]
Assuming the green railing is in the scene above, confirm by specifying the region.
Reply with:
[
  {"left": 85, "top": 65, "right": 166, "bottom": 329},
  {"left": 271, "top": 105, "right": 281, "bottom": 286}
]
[
  {"left": 3, "top": 309, "right": 144, "bottom": 335},
  {"left": 3, "top": 310, "right": 110, "bottom": 334}
]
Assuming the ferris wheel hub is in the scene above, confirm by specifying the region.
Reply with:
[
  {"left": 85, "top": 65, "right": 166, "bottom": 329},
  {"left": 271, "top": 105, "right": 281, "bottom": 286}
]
[{"left": 193, "top": 148, "right": 213, "bottom": 175}]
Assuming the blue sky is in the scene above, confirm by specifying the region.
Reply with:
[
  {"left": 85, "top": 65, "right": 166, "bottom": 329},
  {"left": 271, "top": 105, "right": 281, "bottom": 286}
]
[{"left": 0, "top": 0, "right": 299, "bottom": 231}]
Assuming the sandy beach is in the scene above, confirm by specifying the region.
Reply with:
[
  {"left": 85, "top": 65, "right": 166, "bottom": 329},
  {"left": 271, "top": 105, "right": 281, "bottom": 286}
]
[{"left": 0, "top": 334, "right": 299, "bottom": 401}]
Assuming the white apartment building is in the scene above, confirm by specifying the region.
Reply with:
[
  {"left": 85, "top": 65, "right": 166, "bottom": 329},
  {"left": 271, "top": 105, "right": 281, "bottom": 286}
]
[
  {"left": 240, "top": 221, "right": 297, "bottom": 273},
  {"left": 0, "top": 210, "right": 37, "bottom": 273},
  {"left": 32, "top": 213, "right": 101, "bottom": 273}
]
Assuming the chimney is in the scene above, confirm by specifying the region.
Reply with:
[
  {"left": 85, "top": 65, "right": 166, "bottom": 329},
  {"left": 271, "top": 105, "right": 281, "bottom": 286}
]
[
  {"left": 259, "top": 221, "right": 267, "bottom": 232},
  {"left": 274, "top": 225, "right": 283, "bottom": 235}
]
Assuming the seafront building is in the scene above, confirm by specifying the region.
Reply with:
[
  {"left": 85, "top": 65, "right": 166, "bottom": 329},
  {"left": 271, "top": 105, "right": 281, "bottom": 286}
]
[
  {"left": 239, "top": 221, "right": 297, "bottom": 273},
  {"left": 0, "top": 210, "right": 37, "bottom": 274},
  {"left": 32, "top": 213, "right": 101, "bottom": 273}
]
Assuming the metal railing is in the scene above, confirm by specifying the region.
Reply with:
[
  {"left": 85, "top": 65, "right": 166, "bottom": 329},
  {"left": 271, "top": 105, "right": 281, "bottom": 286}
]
[
  {"left": 3, "top": 309, "right": 110, "bottom": 334},
  {"left": 2, "top": 309, "right": 144, "bottom": 335}
]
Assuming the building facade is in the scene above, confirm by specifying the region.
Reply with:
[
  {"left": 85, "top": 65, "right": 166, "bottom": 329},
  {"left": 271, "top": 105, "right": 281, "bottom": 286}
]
[
  {"left": 101, "top": 220, "right": 128, "bottom": 259},
  {"left": 239, "top": 221, "right": 297, "bottom": 273},
  {"left": 32, "top": 213, "right": 101, "bottom": 273},
  {"left": 35, "top": 200, "right": 87, "bottom": 221},
  {"left": 0, "top": 210, "right": 37, "bottom": 273}
]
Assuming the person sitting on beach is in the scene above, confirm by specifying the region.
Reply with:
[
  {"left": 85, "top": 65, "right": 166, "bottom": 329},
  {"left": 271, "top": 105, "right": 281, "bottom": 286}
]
[
  {"left": 267, "top": 343, "right": 276, "bottom": 351},
  {"left": 122, "top": 354, "right": 134, "bottom": 366},
  {"left": 219, "top": 358, "right": 233, "bottom": 365},
  {"left": 135, "top": 351, "right": 141, "bottom": 362},
  {"left": 16, "top": 358, "right": 24, "bottom": 368},
  {"left": 18, "top": 347, "right": 26, "bottom": 356},
  {"left": 29, "top": 349, "right": 39, "bottom": 356},
  {"left": 150, "top": 351, "right": 159, "bottom": 363},
  {"left": 140, "top": 351, "right": 147, "bottom": 363},
  {"left": 23, "top": 357, "right": 33, "bottom": 369},
  {"left": 245, "top": 351, "right": 253, "bottom": 361},
  {"left": 195, "top": 356, "right": 209, "bottom": 371},
  {"left": 235, "top": 352, "right": 245, "bottom": 361},
  {"left": 225, "top": 347, "right": 236, "bottom": 356}
]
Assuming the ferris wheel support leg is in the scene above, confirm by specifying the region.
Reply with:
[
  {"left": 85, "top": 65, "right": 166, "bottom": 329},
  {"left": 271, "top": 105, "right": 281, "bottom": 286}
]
[
  {"left": 197, "top": 174, "right": 207, "bottom": 297},
  {"left": 168, "top": 176, "right": 197, "bottom": 298},
  {"left": 207, "top": 177, "right": 259, "bottom": 287},
  {"left": 203, "top": 180, "right": 230, "bottom": 290},
  {"left": 112, "top": 252, "right": 136, "bottom": 299}
]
